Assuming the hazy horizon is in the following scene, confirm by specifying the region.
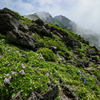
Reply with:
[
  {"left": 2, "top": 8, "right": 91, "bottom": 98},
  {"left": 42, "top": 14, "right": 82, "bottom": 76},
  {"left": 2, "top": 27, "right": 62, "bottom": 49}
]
[{"left": 0, "top": 0, "right": 100, "bottom": 34}]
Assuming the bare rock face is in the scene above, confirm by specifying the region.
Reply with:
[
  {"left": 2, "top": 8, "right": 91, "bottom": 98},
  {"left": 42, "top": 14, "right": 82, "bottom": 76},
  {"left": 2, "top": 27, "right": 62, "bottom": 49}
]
[
  {"left": 27, "top": 83, "right": 58, "bottom": 100},
  {"left": 6, "top": 29, "right": 36, "bottom": 50},
  {"left": 35, "top": 19, "right": 44, "bottom": 26},
  {"left": 64, "top": 37, "right": 81, "bottom": 49},
  {"left": 60, "top": 84, "right": 79, "bottom": 100},
  {"left": 0, "top": 8, "right": 20, "bottom": 34},
  {"left": 0, "top": 8, "right": 37, "bottom": 50}
]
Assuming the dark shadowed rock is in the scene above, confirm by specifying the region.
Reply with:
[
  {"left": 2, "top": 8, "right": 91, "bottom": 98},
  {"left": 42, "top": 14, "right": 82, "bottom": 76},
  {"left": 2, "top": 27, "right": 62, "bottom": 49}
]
[
  {"left": 58, "top": 29, "right": 68, "bottom": 37},
  {"left": 39, "top": 27, "right": 53, "bottom": 38},
  {"left": 87, "top": 48, "right": 96, "bottom": 56},
  {"left": 60, "top": 84, "right": 78, "bottom": 100},
  {"left": 91, "top": 56, "right": 98, "bottom": 63},
  {"left": 76, "top": 60, "right": 85, "bottom": 68},
  {"left": 0, "top": 8, "right": 20, "bottom": 34},
  {"left": 44, "top": 24, "right": 51, "bottom": 30},
  {"left": 29, "top": 25, "right": 40, "bottom": 34},
  {"left": 60, "top": 89, "right": 69, "bottom": 100},
  {"left": 6, "top": 29, "right": 36, "bottom": 50},
  {"left": 42, "top": 83, "right": 58, "bottom": 100},
  {"left": 64, "top": 37, "right": 81, "bottom": 49},
  {"left": 76, "top": 60, "right": 89, "bottom": 68},
  {"left": 35, "top": 19, "right": 44, "bottom": 26},
  {"left": 18, "top": 22, "right": 29, "bottom": 32}
]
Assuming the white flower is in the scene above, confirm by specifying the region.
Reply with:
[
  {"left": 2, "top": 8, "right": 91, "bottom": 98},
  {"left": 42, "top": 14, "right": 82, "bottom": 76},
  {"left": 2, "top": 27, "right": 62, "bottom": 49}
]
[
  {"left": 4, "top": 78, "right": 10, "bottom": 84},
  {"left": 19, "top": 70, "right": 25, "bottom": 75},
  {"left": 21, "top": 64, "right": 26, "bottom": 69}
]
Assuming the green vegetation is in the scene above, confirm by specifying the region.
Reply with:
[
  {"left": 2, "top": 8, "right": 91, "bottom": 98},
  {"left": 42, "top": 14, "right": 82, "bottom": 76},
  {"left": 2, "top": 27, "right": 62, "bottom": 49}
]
[
  {"left": 37, "top": 48, "right": 56, "bottom": 61},
  {"left": 49, "top": 24, "right": 81, "bottom": 40},
  {"left": 0, "top": 33, "right": 100, "bottom": 100},
  {"left": 20, "top": 17, "right": 36, "bottom": 26},
  {"left": 13, "top": 11, "right": 22, "bottom": 19}
]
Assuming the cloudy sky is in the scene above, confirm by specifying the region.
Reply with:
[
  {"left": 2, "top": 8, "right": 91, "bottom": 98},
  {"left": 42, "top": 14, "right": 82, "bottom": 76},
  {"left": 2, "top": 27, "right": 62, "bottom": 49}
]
[{"left": 0, "top": 0, "right": 100, "bottom": 33}]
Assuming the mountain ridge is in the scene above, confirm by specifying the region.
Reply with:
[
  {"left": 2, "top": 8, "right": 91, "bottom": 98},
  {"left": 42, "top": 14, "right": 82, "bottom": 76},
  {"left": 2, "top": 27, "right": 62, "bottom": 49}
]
[{"left": 24, "top": 11, "right": 100, "bottom": 49}]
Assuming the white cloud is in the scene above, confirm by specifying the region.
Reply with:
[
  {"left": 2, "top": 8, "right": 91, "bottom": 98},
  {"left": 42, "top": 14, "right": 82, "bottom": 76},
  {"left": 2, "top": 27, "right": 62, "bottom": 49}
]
[{"left": 0, "top": 0, "right": 100, "bottom": 33}]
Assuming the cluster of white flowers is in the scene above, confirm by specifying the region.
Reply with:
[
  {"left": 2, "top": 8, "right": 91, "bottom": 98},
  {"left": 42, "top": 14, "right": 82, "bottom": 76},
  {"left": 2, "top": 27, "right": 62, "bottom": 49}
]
[
  {"left": 38, "top": 53, "right": 43, "bottom": 59},
  {"left": 21, "top": 64, "right": 26, "bottom": 69},
  {"left": 4, "top": 74, "right": 11, "bottom": 84},
  {"left": 12, "top": 72, "right": 17, "bottom": 78},
  {"left": 19, "top": 70, "right": 25, "bottom": 75}
]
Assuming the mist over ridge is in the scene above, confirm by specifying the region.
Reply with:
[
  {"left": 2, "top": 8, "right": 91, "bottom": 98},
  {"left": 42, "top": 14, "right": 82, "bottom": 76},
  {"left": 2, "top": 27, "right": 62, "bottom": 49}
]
[{"left": 24, "top": 11, "right": 100, "bottom": 49}]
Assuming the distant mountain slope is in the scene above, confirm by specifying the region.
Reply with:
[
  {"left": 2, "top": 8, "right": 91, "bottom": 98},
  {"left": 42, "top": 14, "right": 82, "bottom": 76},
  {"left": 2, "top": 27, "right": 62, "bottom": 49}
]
[
  {"left": 24, "top": 14, "right": 39, "bottom": 20},
  {"left": 24, "top": 12, "right": 100, "bottom": 49},
  {"left": 54, "top": 15, "right": 76, "bottom": 30}
]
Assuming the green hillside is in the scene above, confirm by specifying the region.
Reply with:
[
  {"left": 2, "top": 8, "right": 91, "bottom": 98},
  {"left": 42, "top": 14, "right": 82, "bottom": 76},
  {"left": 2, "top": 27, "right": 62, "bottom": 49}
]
[{"left": 0, "top": 8, "right": 100, "bottom": 100}]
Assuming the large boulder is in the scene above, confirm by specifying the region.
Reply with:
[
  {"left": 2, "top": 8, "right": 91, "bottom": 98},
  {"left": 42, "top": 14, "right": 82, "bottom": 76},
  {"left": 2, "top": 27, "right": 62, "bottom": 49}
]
[
  {"left": 60, "top": 84, "right": 78, "bottom": 100},
  {"left": 27, "top": 83, "right": 58, "bottom": 100},
  {"left": 0, "top": 8, "right": 29, "bottom": 34},
  {"left": 29, "top": 25, "right": 40, "bottom": 34},
  {"left": 0, "top": 8, "right": 20, "bottom": 34},
  {"left": 35, "top": 19, "right": 44, "bottom": 26},
  {"left": 64, "top": 37, "right": 81, "bottom": 49},
  {"left": 39, "top": 27, "right": 53, "bottom": 38},
  {"left": 6, "top": 29, "right": 36, "bottom": 50}
]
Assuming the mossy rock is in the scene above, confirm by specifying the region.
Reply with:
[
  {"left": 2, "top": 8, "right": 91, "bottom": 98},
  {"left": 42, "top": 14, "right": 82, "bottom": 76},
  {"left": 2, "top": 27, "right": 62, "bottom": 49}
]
[{"left": 37, "top": 48, "right": 56, "bottom": 61}]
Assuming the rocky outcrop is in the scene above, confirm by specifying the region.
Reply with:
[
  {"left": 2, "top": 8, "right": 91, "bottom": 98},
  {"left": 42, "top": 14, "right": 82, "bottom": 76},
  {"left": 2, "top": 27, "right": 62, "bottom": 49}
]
[
  {"left": 76, "top": 60, "right": 89, "bottom": 68},
  {"left": 13, "top": 83, "right": 58, "bottom": 100},
  {"left": 6, "top": 29, "right": 36, "bottom": 50},
  {"left": 60, "top": 84, "right": 79, "bottom": 100},
  {"left": 0, "top": 8, "right": 20, "bottom": 34},
  {"left": 64, "top": 37, "right": 81, "bottom": 49},
  {"left": 35, "top": 19, "right": 44, "bottom": 26},
  {"left": 29, "top": 25, "right": 53, "bottom": 38},
  {"left": 0, "top": 8, "right": 37, "bottom": 50}
]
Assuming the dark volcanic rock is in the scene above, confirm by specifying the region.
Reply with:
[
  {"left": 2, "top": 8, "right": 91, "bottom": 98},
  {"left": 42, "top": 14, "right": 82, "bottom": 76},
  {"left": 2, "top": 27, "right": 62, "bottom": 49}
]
[
  {"left": 28, "top": 83, "right": 58, "bottom": 100},
  {"left": 87, "top": 48, "right": 96, "bottom": 56},
  {"left": 18, "top": 22, "right": 29, "bottom": 32},
  {"left": 29, "top": 25, "right": 40, "bottom": 34},
  {"left": 76, "top": 60, "right": 89, "bottom": 68},
  {"left": 60, "top": 84, "right": 78, "bottom": 100},
  {"left": 35, "top": 19, "right": 44, "bottom": 26},
  {"left": 41, "top": 83, "right": 58, "bottom": 100},
  {"left": 0, "top": 8, "right": 20, "bottom": 34},
  {"left": 64, "top": 37, "right": 81, "bottom": 49},
  {"left": 6, "top": 29, "right": 36, "bottom": 50},
  {"left": 39, "top": 27, "right": 53, "bottom": 38},
  {"left": 91, "top": 56, "right": 98, "bottom": 63}
]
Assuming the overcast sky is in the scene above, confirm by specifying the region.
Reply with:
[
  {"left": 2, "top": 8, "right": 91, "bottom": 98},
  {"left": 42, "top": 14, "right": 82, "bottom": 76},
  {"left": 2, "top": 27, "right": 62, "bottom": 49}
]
[{"left": 0, "top": 0, "right": 100, "bottom": 33}]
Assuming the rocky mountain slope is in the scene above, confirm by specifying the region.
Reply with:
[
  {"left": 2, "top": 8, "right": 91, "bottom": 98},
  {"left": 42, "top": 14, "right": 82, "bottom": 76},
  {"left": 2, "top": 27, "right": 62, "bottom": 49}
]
[
  {"left": 24, "top": 12, "right": 100, "bottom": 49},
  {"left": 1, "top": 8, "right": 100, "bottom": 100}
]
